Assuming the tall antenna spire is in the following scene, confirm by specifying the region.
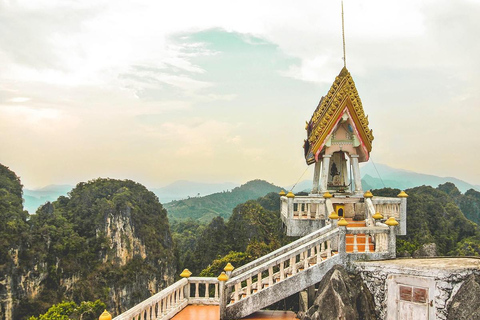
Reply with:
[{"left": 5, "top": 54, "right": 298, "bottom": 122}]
[{"left": 341, "top": 0, "right": 346, "bottom": 68}]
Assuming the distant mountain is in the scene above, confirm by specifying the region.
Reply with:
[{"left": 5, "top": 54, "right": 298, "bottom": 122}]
[
  {"left": 360, "top": 162, "right": 479, "bottom": 193},
  {"left": 23, "top": 181, "right": 240, "bottom": 214},
  {"left": 23, "top": 184, "right": 73, "bottom": 213},
  {"left": 283, "top": 163, "right": 480, "bottom": 194},
  {"left": 164, "top": 179, "right": 282, "bottom": 223},
  {"left": 151, "top": 180, "right": 239, "bottom": 203},
  {"left": 285, "top": 180, "right": 313, "bottom": 193}
]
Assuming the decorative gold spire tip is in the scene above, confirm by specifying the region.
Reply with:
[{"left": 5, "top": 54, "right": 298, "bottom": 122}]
[
  {"left": 397, "top": 191, "right": 408, "bottom": 198},
  {"left": 279, "top": 190, "right": 286, "bottom": 196},
  {"left": 385, "top": 217, "right": 399, "bottom": 226},
  {"left": 329, "top": 211, "right": 339, "bottom": 220},
  {"left": 372, "top": 212, "right": 383, "bottom": 220},
  {"left": 364, "top": 190, "right": 373, "bottom": 198},
  {"left": 99, "top": 310, "right": 112, "bottom": 320},
  {"left": 338, "top": 217, "right": 349, "bottom": 227},
  {"left": 286, "top": 191, "right": 295, "bottom": 198},
  {"left": 217, "top": 272, "right": 229, "bottom": 282},
  {"left": 180, "top": 269, "right": 192, "bottom": 278},
  {"left": 323, "top": 192, "right": 333, "bottom": 198},
  {"left": 224, "top": 263, "right": 235, "bottom": 272}
]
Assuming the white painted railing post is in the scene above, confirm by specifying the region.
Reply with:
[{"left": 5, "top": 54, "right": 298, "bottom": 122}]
[
  {"left": 219, "top": 280, "right": 227, "bottom": 320},
  {"left": 339, "top": 226, "right": 347, "bottom": 260},
  {"left": 398, "top": 191, "right": 408, "bottom": 235},
  {"left": 388, "top": 225, "right": 396, "bottom": 259},
  {"left": 287, "top": 192, "right": 295, "bottom": 219},
  {"left": 218, "top": 271, "right": 230, "bottom": 320}
]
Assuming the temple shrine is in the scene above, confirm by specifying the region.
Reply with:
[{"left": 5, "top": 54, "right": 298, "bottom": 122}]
[
  {"left": 305, "top": 67, "right": 373, "bottom": 196},
  {"left": 106, "top": 22, "right": 479, "bottom": 320}
]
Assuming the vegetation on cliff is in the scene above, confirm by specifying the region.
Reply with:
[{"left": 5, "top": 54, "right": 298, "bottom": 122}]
[
  {"left": 28, "top": 300, "right": 105, "bottom": 320},
  {"left": 0, "top": 164, "right": 29, "bottom": 267},
  {"left": 373, "top": 183, "right": 480, "bottom": 256},
  {"left": 172, "top": 192, "right": 290, "bottom": 276},
  {"left": 0, "top": 168, "right": 176, "bottom": 320}
]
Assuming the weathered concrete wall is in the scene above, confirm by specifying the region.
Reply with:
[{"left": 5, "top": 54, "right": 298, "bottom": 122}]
[
  {"left": 281, "top": 218, "right": 326, "bottom": 237},
  {"left": 353, "top": 258, "right": 480, "bottom": 320}
]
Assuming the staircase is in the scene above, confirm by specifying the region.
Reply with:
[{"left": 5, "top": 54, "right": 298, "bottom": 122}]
[
  {"left": 222, "top": 226, "right": 341, "bottom": 319},
  {"left": 112, "top": 222, "right": 396, "bottom": 320}
]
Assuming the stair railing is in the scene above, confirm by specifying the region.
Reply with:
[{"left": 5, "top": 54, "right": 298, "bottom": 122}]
[
  {"left": 232, "top": 224, "right": 335, "bottom": 277},
  {"left": 113, "top": 277, "right": 219, "bottom": 320},
  {"left": 225, "top": 227, "right": 340, "bottom": 307}
]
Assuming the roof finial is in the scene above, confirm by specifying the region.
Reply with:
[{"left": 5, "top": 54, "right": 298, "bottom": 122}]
[{"left": 341, "top": 0, "right": 347, "bottom": 68}]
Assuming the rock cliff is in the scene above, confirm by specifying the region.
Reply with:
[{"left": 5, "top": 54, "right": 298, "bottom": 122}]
[
  {"left": 298, "top": 265, "right": 376, "bottom": 320},
  {"left": 0, "top": 172, "right": 176, "bottom": 320}
]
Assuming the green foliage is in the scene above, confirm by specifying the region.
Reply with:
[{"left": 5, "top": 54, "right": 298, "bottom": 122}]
[
  {"left": 189, "top": 216, "right": 229, "bottom": 275},
  {"left": 452, "top": 237, "right": 480, "bottom": 256},
  {"left": 2, "top": 176, "right": 176, "bottom": 319},
  {"left": 188, "top": 192, "right": 292, "bottom": 275},
  {"left": 165, "top": 180, "right": 282, "bottom": 223},
  {"left": 28, "top": 300, "right": 106, "bottom": 320},
  {"left": 199, "top": 251, "right": 249, "bottom": 277},
  {"left": 372, "top": 184, "right": 480, "bottom": 256},
  {"left": 0, "top": 164, "right": 29, "bottom": 266}
]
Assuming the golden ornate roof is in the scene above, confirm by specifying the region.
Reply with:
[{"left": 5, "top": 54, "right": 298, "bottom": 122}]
[{"left": 304, "top": 67, "right": 374, "bottom": 164}]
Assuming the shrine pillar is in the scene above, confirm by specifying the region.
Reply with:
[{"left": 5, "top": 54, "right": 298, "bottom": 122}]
[
  {"left": 350, "top": 154, "right": 363, "bottom": 194},
  {"left": 319, "top": 155, "right": 331, "bottom": 193},
  {"left": 312, "top": 161, "right": 321, "bottom": 194}
]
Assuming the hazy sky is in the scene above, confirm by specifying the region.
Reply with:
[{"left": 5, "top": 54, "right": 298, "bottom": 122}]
[{"left": 1, "top": 0, "right": 480, "bottom": 189}]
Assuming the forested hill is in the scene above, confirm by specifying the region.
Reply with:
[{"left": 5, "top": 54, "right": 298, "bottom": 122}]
[
  {"left": 374, "top": 183, "right": 480, "bottom": 256},
  {"left": 0, "top": 165, "right": 176, "bottom": 320},
  {"left": 164, "top": 179, "right": 282, "bottom": 223}
]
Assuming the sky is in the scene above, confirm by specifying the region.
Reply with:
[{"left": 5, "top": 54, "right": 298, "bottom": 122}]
[{"left": 1, "top": 0, "right": 480, "bottom": 190}]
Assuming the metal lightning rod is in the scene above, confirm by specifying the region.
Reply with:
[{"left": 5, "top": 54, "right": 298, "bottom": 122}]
[{"left": 342, "top": 0, "right": 347, "bottom": 67}]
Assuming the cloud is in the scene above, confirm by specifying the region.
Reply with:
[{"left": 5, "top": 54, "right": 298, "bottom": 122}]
[
  {"left": 1, "top": 0, "right": 480, "bottom": 188},
  {"left": 8, "top": 97, "right": 30, "bottom": 103}
]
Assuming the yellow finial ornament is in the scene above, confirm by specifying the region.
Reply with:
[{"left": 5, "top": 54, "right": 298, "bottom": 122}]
[
  {"left": 372, "top": 212, "right": 383, "bottom": 220},
  {"left": 328, "top": 211, "right": 339, "bottom": 220},
  {"left": 385, "top": 217, "right": 399, "bottom": 226},
  {"left": 338, "top": 218, "right": 349, "bottom": 227},
  {"left": 218, "top": 272, "right": 229, "bottom": 282},
  {"left": 224, "top": 263, "right": 235, "bottom": 272},
  {"left": 397, "top": 191, "right": 408, "bottom": 198},
  {"left": 99, "top": 310, "right": 112, "bottom": 320},
  {"left": 279, "top": 190, "right": 286, "bottom": 196},
  {"left": 180, "top": 269, "right": 192, "bottom": 278}
]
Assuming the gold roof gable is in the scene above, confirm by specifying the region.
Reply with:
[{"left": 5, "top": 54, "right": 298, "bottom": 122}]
[{"left": 305, "top": 67, "right": 374, "bottom": 163}]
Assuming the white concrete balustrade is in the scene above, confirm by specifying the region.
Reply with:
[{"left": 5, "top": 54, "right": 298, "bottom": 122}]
[
  {"left": 225, "top": 227, "right": 338, "bottom": 306},
  {"left": 371, "top": 199, "right": 401, "bottom": 219},
  {"left": 113, "top": 277, "right": 219, "bottom": 320}
]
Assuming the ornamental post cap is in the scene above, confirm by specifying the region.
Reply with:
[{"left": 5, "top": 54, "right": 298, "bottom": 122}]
[
  {"left": 337, "top": 217, "right": 349, "bottom": 227},
  {"left": 364, "top": 190, "right": 373, "bottom": 198},
  {"left": 99, "top": 310, "right": 112, "bottom": 320},
  {"left": 323, "top": 192, "right": 333, "bottom": 198},
  {"left": 385, "top": 217, "right": 399, "bottom": 226},
  {"left": 218, "top": 272, "right": 229, "bottom": 282},
  {"left": 397, "top": 191, "right": 408, "bottom": 198},
  {"left": 224, "top": 263, "right": 235, "bottom": 272},
  {"left": 372, "top": 212, "right": 384, "bottom": 220},
  {"left": 328, "top": 211, "right": 339, "bottom": 220},
  {"left": 286, "top": 191, "right": 295, "bottom": 198},
  {"left": 279, "top": 190, "right": 286, "bottom": 196},
  {"left": 180, "top": 269, "right": 192, "bottom": 278}
]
